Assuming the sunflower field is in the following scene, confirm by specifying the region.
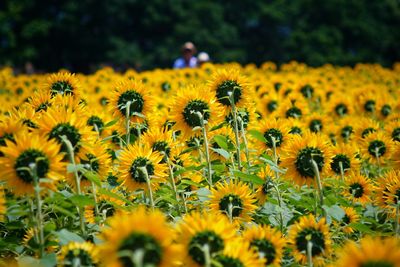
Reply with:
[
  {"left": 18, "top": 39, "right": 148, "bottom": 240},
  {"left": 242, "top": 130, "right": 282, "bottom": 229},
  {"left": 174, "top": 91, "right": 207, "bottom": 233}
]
[{"left": 0, "top": 62, "right": 399, "bottom": 267}]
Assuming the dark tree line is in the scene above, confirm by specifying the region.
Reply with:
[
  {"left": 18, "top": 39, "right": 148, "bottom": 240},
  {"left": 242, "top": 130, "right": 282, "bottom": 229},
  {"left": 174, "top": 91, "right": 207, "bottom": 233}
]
[{"left": 1, "top": 0, "right": 399, "bottom": 72}]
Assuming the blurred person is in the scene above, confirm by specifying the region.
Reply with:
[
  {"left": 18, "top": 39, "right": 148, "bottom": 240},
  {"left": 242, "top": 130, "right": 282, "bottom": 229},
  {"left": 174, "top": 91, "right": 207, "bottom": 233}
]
[
  {"left": 197, "top": 52, "right": 210, "bottom": 66},
  {"left": 173, "top": 42, "right": 197, "bottom": 69}
]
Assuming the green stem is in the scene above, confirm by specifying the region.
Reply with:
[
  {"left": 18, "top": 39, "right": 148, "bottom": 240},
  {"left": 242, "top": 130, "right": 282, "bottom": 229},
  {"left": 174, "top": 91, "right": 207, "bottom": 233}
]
[
  {"left": 125, "top": 101, "right": 131, "bottom": 145},
  {"left": 339, "top": 161, "right": 345, "bottom": 182},
  {"left": 132, "top": 249, "right": 145, "bottom": 267},
  {"left": 91, "top": 181, "right": 99, "bottom": 217},
  {"left": 395, "top": 198, "right": 399, "bottom": 237},
  {"left": 311, "top": 159, "right": 325, "bottom": 217},
  {"left": 166, "top": 157, "right": 180, "bottom": 212},
  {"left": 140, "top": 166, "right": 155, "bottom": 211},
  {"left": 61, "top": 135, "right": 86, "bottom": 236},
  {"left": 202, "top": 244, "right": 211, "bottom": 267},
  {"left": 307, "top": 240, "right": 313, "bottom": 267},
  {"left": 30, "top": 163, "right": 44, "bottom": 257},
  {"left": 197, "top": 112, "right": 213, "bottom": 188},
  {"left": 230, "top": 95, "right": 242, "bottom": 170},
  {"left": 239, "top": 117, "right": 250, "bottom": 169},
  {"left": 272, "top": 182, "right": 284, "bottom": 232}
]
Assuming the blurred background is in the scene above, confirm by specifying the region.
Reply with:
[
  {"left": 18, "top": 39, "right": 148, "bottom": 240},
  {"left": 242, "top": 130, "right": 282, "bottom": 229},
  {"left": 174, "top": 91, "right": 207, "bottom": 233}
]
[{"left": 0, "top": 0, "right": 399, "bottom": 73}]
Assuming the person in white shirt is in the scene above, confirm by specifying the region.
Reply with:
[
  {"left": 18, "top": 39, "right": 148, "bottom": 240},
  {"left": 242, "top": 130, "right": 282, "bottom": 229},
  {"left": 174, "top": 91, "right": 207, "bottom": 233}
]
[{"left": 173, "top": 42, "right": 197, "bottom": 69}]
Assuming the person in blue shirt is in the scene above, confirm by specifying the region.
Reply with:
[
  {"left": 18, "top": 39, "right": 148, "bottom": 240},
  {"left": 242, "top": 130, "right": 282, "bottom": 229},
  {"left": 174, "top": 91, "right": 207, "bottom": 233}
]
[{"left": 173, "top": 42, "right": 197, "bottom": 69}]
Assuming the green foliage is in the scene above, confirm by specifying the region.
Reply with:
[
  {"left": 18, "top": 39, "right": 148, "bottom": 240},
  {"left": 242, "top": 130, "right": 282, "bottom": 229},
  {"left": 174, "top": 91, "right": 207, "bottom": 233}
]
[{"left": 0, "top": 0, "right": 399, "bottom": 70}]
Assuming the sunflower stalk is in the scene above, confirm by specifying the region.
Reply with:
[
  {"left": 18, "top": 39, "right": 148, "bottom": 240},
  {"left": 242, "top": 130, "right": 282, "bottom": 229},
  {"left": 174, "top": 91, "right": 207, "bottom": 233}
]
[
  {"left": 229, "top": 91, "right": 242, "bottom": 170},
  {"left": 131, "top": 249, "right": 145, "bottom": 267},
  {"left": 196, "top": 111, "right": 213, "bottom": 188},
  {"left": 166, "top": 157, "right": 180, "bottom": 212},
  {"left": 139, "top": 166, "right": 155, "bottom": 211},
  {"left": 30, "top": 163, "right": 44, "bottom": 257},
  {"left": 395, "top": 197, "right": 400, "bottom": 237},
  {"left": 91, "top": 181, "right": 99, "bottom": 217},
  {"left": 125, "top": 101, "right": 131, "bottom": 145},
  {"left": 311, "top": 159, "right": 325, "bottom": 217},
  {"left": 272, "top": 181, "right": 284, "bottom": 232},
  {"left": 271, "top": 136, "right": 280, "bottom": 179},
  {"left": 202, "top": 244, "right": 212, "bottom": 267},
  {"left": 227, "top": 202, "right": 234, "bottom": 224},
  {"left": 306, "top": 240, "right": 313, "bottom": 267},
  {"left": 339, "top": 161, "right": 345, "bottom": 182},
  {"left": 374, "top": 147, "right": 381, "bottom": 173},
  {"left": 239, "top": 117, "right": 251, "bottom": 170},
  {"left": 60, "top": 135, "right": 86, "bottom": 237}
]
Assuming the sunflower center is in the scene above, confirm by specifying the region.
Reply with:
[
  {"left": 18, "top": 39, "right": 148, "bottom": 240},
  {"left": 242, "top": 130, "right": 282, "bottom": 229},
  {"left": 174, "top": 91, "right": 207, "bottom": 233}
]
[
  {"left": 394, "top": 189, "right": 400, "bottom": 204},
  {"left": 341, "top": 214, "right": 350, "bottom": 225},
  {"left": 182, "top": 100, "right": 210, "bottom": 128},
  {"left": 289, "top": 126, "right": 302, "bottom": 135},
  {"left": 87, "top": 116, "right": 104, "bottom": 134},
  {"left": 189, "top": 230, "right": 224, "bottom": 265},
  {"left": 381, "top": 104, "right": 392, "bottom": 117},
  {"left": 161, "top": 82, "right": 171, "bottom": 92},
  {"left": 367, "top": 140, "right": 386, "bottom": 157},
  {"left": 117, "top": 90, "right": 145, "bottom": 117},
  {"left": 51, "top": 81, "right": 74, "bottom": 97},
  {"left": 267, "top": 100, "right": 278, "bottom": 112},
  {"left": 118, "top": 233, "right": 162, "bottom": 267},
  {"left": 285, "top": 107, "right": 302, "bottom": 119},
  {"left": 219, "top": 194, "right": 243, "bottom": 217},
  {"left": 349, "top": 183, "right": 364, "bottom": 198},
  {"left": 36, "top": 102, "right": 51, "bottom": 112},
  {"left": 361, "top": 128, "right": 376, "bottom": 138},
  {"left": 49, "top": 123, "right": 82, "bottom": 153},
  {"left": 295, "top": 228, "right": 326, "bottom": 257},
  {"left": 250, "top": 238, "right": 276, "bottom": 264},
  {"left": 300, "top": 84, "right": 314, "bottom": 99},
  {"left": 23, "top": 119, "right": 38, "bottom": 129},
  {"left": 216, "top": 80, "right": 242, "bottom": 106},
  {"left": 341, "top": 126, "right": 353, "bottom": 140},
  {"left": 81, "top": 154, "right": 100, "bottom": 172},
  {"left": 0, "top": 133, "right": 15, "bottom": 147},
  {"left": 129, "top": 157, "right": 155, "bottom": 183},
  {"left": 295, "top": 147, "right": 325, "bottom": 178},
  {"left": 64, "top": 249, "right": 93, "bottom": 266},
  {"left": 100, "top": 97, "right": 109, "bottom": 106},
  {"left": 263, "top": 128, "right": 284, "bottom": 148},
  {"left": 309, "top": 119, "right": 323, "bottom": 133},
  {"left": 330, "top": 154, "right": 350, "bottom": 174},
  {"left": 364, "top": 100, "right": 375, "bottom": 113},
  {"left": 14, "top": 149, "right": 50, "bottom": 183},
  {"left": 335, "top": 104, "right": 348, "bottom": 116},
  {"left": 214, "top": 255, "right": 244, "bottom": 267},
  {"left": 360, "top": 261, "right": 394, "bottom": 267},
  {"left": 152, "top": 141, "right": 170, "bottom": 163},
  {"left": 391, "top": 128, "right": 400, "bottom": 142},
  {"left": 262, "top": 179, "right": 273, "bottom": 195}
]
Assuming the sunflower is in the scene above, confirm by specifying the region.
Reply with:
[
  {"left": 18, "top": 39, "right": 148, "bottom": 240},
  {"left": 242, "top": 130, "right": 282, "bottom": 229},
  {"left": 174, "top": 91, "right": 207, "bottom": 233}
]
[
  {"left": 43, "top": 72, "right": 82, "bottom": 98},
  {"left": 209, "top": 180, "right": 257, "bottom": 223},
  {"left": 99, "top": 207, "right": 180, "bottom": 267},
  {"left": 254, "top": 118, "right": 290, "bottom": 154},
  {"left": 74, "top": 141, "right": 111, "bottom": 189},
  {"left": 338, "top": 207, "right": 359, "bottom": 234},
  {"left": 326, "top": 95, "right": 354, "bottom": 118},
  {"left": 329, "top": 143, "right": 360, "bottom": 178},
  {"left": 385, "top": 120, "right": 400, "bottom": 143},
  {"left": 214, "top": 240, "right": 265, "bottom": 267},
  {"left": 109, "top": 79, "right": 155, "bottom": 123},
  {"left": 334, "top": 117, "right": 356, "bottom": 143},
  {"left": 35, "top": 106, "right": 95, "bottom": 156},
  {"left": 277, "top": 93, "right": 309, "bottom": 119},
  {"left": 306, "top": 113, "right": 330, "bottom": 134},
  {"left": 344, "top": 172, "right": 374, "bottom": 205},
  {"left": 354, "top": 117, "right": 380, "bottom": 139},
  {"left": 84, "top": 190, "right": 124, "bottom": 225},
  {"left": 375, "top": 170, "right": 399, "bottom": 210},
  {"left": 280, "top": 132, "right": 332, "bottom": 186},
  {"left": 177, "top": 211, "right": 238, "bottom": 267},
  {"left": 288, "top": 214, "right": 332, "bottom": 266},
  {"left": 9, "top": 104, "right": 38, "bottom": 131},
  {"left": 257, "top": 91, "right": 282, "bottom": 118},
  {"left": 255, "top": 167, "right": 275, "bottom": 204},
  {"left": 208, "top": 69, "right": 252, "bottom": 115},
  {"left": 141, "top": 128, "right": 178, "bottom": 164},
  {"left": 170, "top": 85, "right": 223, "bottom": 139},
  {"left": 27, "top": 89, "right": 53, "bottom": 112},
  {"left": 58, "top": 242, "right": 99, "bottom": 267},
  {"left": 118, "top": 143, "right": 167, "bottom": 192},
  {"left": 0, "top": 131, "right": 64, "bottom": 195},
  {"left": 286, "top": 118, "right": 306, "bottom": 136},
  {"left": 85, "top": 108, "right": 114, "bottom": 138},
  {"left": 361, "top": 131, "right": 394, "bottom": 164},
  {"left": 334, "top": 236, "right": 400, "bottom": 267},
  {"left": 0, "top": 117, "right": 23, "bottom": 156},
  {"left": 242, "top": 224, "right": 286, "bottom": 266}
]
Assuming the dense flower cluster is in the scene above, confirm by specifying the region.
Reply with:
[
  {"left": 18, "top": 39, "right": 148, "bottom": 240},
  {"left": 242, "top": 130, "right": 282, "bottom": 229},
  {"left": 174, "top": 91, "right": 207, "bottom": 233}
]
[{"left": 0, "top": 62, "right": 399, "bottom": 266}]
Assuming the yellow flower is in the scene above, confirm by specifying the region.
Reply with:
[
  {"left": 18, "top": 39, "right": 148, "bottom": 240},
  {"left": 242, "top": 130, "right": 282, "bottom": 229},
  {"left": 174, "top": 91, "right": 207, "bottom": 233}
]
[
  {"left": 209, "top": 180, "right": 257, "bottom": 223},
  {"left": 288, "top": 214, "right": 332, "bottom": 266},
  {"left": 344, "top": 172, "right": 374, "bottom": 205},
  {"left": 242, "top": 224, "right": 286, "bottom": 266},
  {"left": 58, "top": 242, "right": 99, "bottom": 267},
  {"left": 0, "top": 131, "right": 64, "bottom": 195},
  {"left": 99, "top": 207, "right": 180, "bottom": 267},
  {"left": 43, "top": 72, "right": 82, "bottom": 98},
  {"left": 334, "top": 236, "right": 400, "bottom": 267},
  {"left": 177, "top": 211, "right": 238, "bottom": 267},
  {"left": 214, "top": 239, "right": 265, "bottom": 267}
]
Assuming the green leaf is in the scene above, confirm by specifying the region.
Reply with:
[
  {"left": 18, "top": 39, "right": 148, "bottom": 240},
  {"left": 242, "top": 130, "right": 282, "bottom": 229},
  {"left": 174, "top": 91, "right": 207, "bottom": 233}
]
[
  {"left": 54, "top": 229, "right": 85, "bottom": 245},
  {"left": 104, "top": 119, "right": 119, "bottom": 128},
  {"left": 69, "top": 195, "right": 95, "bottom": 207},
  {"left": 82, "top": 171, "right": 101, "bottom": 186},
  {"left": 210, "top": 147, "right": 230, "bottom": 159},
  {"left": 348, "top": 222, "right": 373, "bottom": 233},
  {"left": 324, "top": 205, "right": 345, "bottom": 221},
  {"left": 232, "top": 170, "right": 264, "bottom": 185},
  {"left": 248, "top": 129, "right": 267, "bottom": 143},
  {"left": 98, "top": 188, "right": 133, "bottom": 205},
  {"left": 213, "top": 135, "right": 229, "bottom": 150}
]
